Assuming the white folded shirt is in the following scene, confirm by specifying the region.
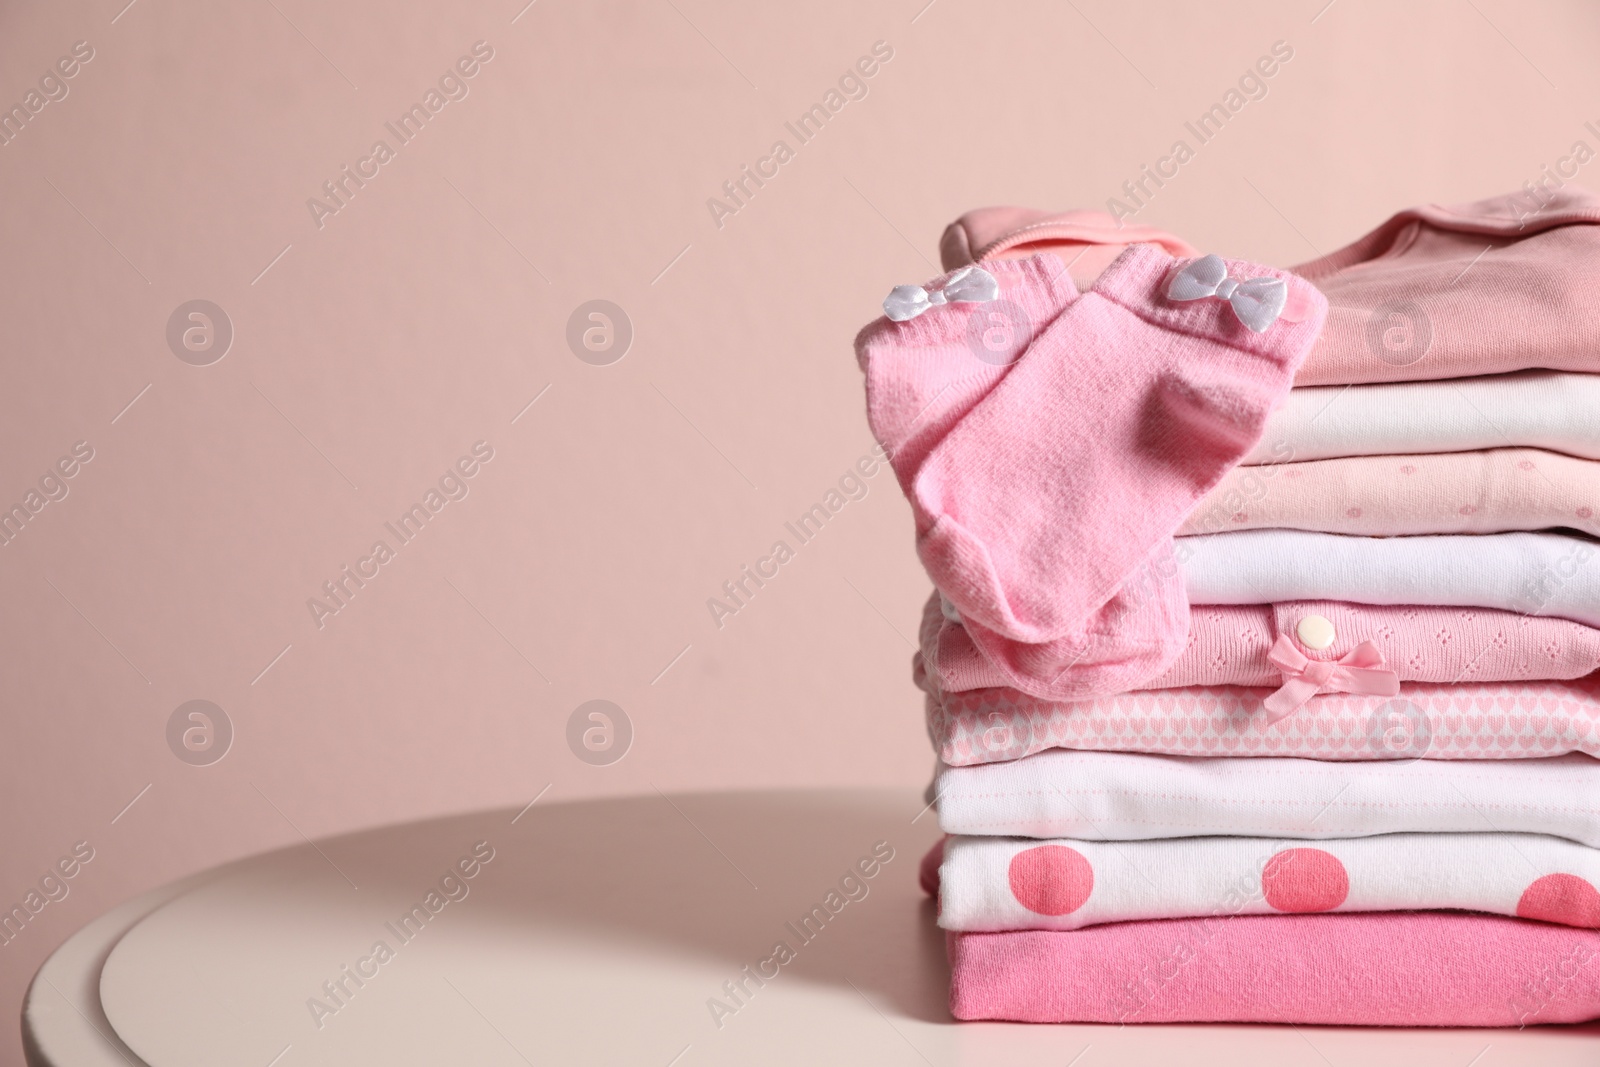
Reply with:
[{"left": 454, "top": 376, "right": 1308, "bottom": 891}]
[
  {"left": 934, "top": 749, "right": 1600, "bottom": 844},
  {"left": 1179, "top": 528, "right": 1600, "bottom": 626},
  {"left": 938, "top": 831, "right": 1600, "bottom": 931},
  {"left": 1245, "top": 370, "right": 1600, "bottom": 465}
]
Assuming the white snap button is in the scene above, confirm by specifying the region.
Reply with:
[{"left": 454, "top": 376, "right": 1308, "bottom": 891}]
[{"left": 1296, "top": 614, "right": 1336, "bottom": 650}]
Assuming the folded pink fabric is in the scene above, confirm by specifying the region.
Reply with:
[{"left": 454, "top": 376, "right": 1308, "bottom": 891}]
[
  {"left": 1185, "top": 448, "right": 1600, "bottom": 538},
  {"left": 947, "top": 913, "right": 1600, "bottom": 1025},
  {"left": 1294, "top": 187, "right": 1600, "bottom": 386},
  {"left": 923, "top": 674, "right": 1600, "bottom": 766},
  {"left": 944, "top": 187, "right": 1600, "bottom": 387},
  {"left": 924, "top": 593, "right": 1600, "bottom": 700},
  {"left": 938, "top": 206, "right": 1198, "bottom": 289}
]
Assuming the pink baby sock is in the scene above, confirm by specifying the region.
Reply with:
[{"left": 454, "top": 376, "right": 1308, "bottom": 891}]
[
  {"left": 855, "top": 255, "right": 1076, "bottom": 491},
  {"left": 859, "top": 256, "right": 1190, "bottom": 697},
  {"left": 903, "top": 245, "right": 1327, "bottom": 645}
]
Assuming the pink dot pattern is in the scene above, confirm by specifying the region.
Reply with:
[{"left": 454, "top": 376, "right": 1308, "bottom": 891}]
[
  {"left": 1008, "top": 845, "right": 1094, "bottom": 916},
  {"left": 1262, "top": 849, "right": 1349, "bottom": 912},
  {"left": 1517, "top": 873, "right": 1600, "bottom": 928},
  {"left": 991, "top": 850, "right": 1600, "bottom": 929}
]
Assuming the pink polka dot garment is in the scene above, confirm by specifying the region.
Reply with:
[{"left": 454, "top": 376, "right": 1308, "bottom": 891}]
[{"left": 936, "top": 833, "right": 1600, "bottom": 932}]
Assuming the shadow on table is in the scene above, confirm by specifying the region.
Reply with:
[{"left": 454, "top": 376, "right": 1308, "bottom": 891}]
[
  {"left": 311, "top": 789, "right": 952, "bottom": 1024},
  {"left": 178, "top": 790, "right": 1600, "bottom": 1048}
]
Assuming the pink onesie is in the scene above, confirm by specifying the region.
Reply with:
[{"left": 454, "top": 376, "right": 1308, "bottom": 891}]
[
  {"left": 943, "top": 186, "right": 1600, "bottom": 386},
  {"left": 923, "top": 593, "right": 1600, "bottom": 698}
]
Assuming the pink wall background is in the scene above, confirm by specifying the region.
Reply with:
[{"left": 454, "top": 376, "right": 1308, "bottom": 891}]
[{"left": 2, "top": 0, "right": 1598, "bottom": 1058}]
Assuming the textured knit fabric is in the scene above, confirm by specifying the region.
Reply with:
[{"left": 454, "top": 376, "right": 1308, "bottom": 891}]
[
  {"left": 856, "top": 254, "right": 1186, "bottom": 698},
  {"left": 856, "top": 246, "right": 1326, "bottom": 696},
  {"left": 945, "top": 187, "right": 1600, "bottom": 388},
  {"left": 938, "top": 831, "right": 1600, "bottom": 931},
  {"left": 1182, "top": 529, "right": 1600, "bottom": 626},
  {"left": 934, "top": 749, "right": 1600, "bottom": 843},
  {"left": 923, "top": 593, "right": 1600, "bottom": 699},
  {"left": 1185, "top": 447, "right": 1600, "bottom": 537},
  {"left": 1243, "top": 370, "right": 1600, "bottom": 465},
  {"left": 924, "top": 677, "right": 1600, "bottom": 766},
  {"left": 860, "top": 247, "right": 1326, "bottom": 645},
  {"left": 947, "top": 913, "right": 1600, "bottom": 1025}
]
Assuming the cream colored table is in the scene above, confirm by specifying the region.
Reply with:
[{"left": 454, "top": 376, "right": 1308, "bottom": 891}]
[{"left": 22, "top": 790, "right": 1600, "bottom": 1066}]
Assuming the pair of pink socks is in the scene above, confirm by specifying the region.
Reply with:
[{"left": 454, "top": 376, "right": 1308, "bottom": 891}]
[{"left": 856, "top": 248, "right": 1327, "bottom": 697}]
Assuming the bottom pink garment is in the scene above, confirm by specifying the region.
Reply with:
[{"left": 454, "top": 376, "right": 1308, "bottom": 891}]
[{"left": 949, "top": 912, "right": 1600, "bottom": 1026}]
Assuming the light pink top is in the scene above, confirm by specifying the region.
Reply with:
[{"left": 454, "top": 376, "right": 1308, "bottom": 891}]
[
  {"left": 1184, "top": 447, "right": 1600, "bottom": 537},
  {"left": 923, "top": 592, "right": 1600, "bottom": 696},
  {"left": 944, "top": 186, "right": 1600, "bottom": 386}
]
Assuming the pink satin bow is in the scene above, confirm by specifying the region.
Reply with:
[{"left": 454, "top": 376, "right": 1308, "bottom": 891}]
[{"left": 1262, "top": 634, "right": 1400, "bottom": 722}]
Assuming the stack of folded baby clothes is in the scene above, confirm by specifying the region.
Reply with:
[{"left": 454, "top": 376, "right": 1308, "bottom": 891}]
[{"left": 856, "top": 187, "right": 1600, "bottom": 1026}]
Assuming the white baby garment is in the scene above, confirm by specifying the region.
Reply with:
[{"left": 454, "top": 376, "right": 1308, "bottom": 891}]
[
  {"left": 1244, "top": 370, "right": 1600, "bottom": 465},
  {"left": 934, "top": 749, "right": 1600, "bottom": 843},
  {"left": 1180, "top": 529, "right": 1600, "bottom": 626}
]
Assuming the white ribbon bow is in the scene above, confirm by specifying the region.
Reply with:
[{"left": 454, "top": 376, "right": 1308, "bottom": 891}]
[
  {"left": 883, "top": 266, "right": 999, "bottom": 322},
  {"left": 1166, "top": 254, "right": 1287, "bottom": 333}
]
